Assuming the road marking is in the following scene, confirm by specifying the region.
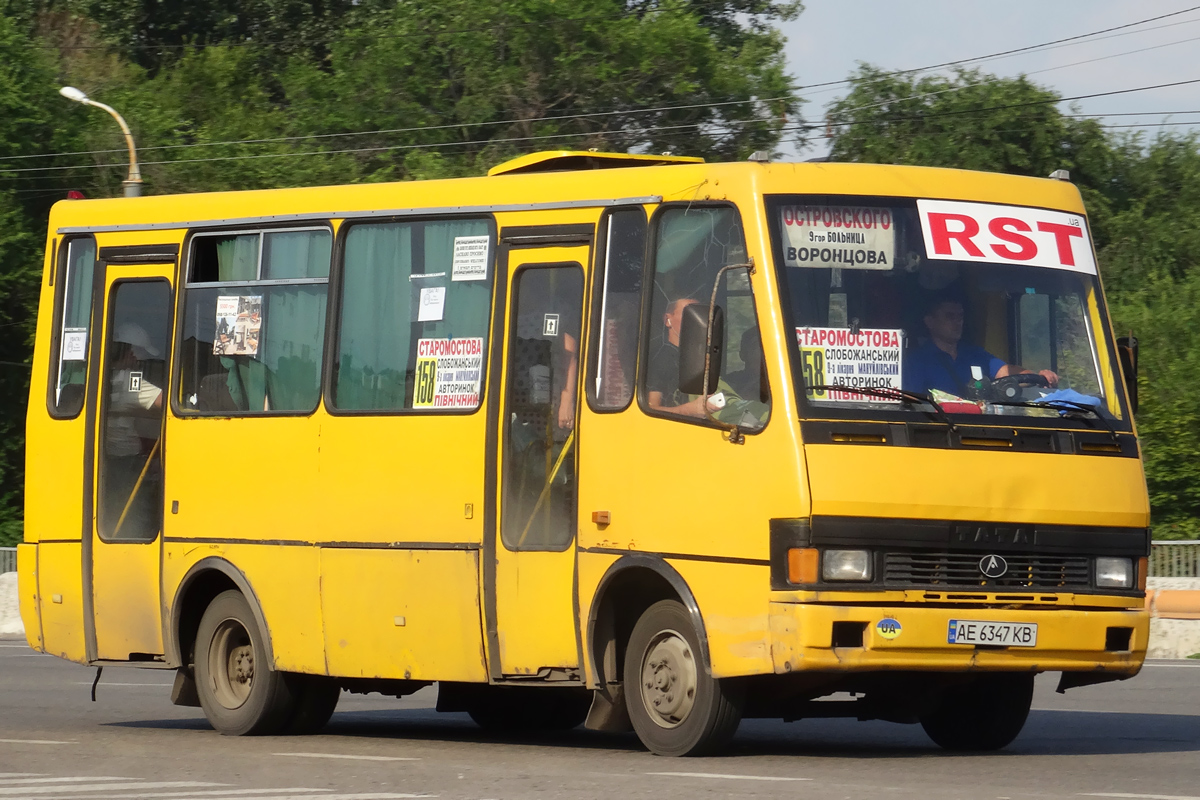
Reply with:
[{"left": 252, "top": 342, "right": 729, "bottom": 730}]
[
  {"left": 1081, "top": 794, "right": 1200, "bottom": 800},
  {"left": 202, "top": 796, "right": 435, "bottom": 800},
  {"left": 0, "top": 645, "right": 33, "bottom": 648},
  {"left": 0, "top": 779, "right": 130, "bottom": 786},
  {"left": 42, "top": 790, "right": 331, "bottom": 800},
  {"left": 71, "top": 682, "right": 173, "bottom": 687},
  {"left": 0, "top": 740, "right": 76, "bottom": 745},
  {"left": 0, "top": 779, "right": 40, "bottom": 781},
  {"left": 1141, "top": 662, "right": 1200, "bottom": 668},
  {"left": 647, "top": 772, "right": 811, "bottom": 782},
  {"left": 0, "top": 782, "right": 221, "bottom": 796},
  {"left": 273, "top": 754, "right": 420, "bottom": 762}
]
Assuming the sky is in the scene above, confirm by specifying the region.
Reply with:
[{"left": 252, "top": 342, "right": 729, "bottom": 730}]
[{"left": 776, "top": 0, "right": 1200, "bottom": 159}]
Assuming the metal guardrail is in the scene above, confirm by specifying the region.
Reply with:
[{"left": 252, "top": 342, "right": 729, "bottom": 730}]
[
  {"left": 0, "top": 547, "right": 14, "bottom": 575},
  {"left": 1150, "top": 540, "right": 1200, "bottom": 578}
]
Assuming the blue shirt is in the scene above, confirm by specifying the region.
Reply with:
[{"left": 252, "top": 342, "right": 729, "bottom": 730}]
[{"left": 904, "top": 340, "right": 1006, "bottom": 397}]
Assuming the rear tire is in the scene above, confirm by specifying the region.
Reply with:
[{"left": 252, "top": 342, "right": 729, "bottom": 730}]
[
  {"left": 623, "top": 600, "right": 743, "bottom": 757},
  {"left": 919, "top": 673, "right": 1034, "bottom": 751},
  {"left": 194, "top": 590, "right": 297, "bottom": 736}
]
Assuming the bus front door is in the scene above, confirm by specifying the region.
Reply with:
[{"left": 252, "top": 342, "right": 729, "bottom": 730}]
[
  {"left": 490, "top": 250, "right": 587, "bottom": 678},
  {"left": 86, "top": 257, "right": 174, "bottom": 662}
]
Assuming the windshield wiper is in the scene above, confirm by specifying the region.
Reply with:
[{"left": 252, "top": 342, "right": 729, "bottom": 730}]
[
  {"left": 806, "top": 384, "right": 958, "bottom": 432},
  {"left": 990, "top": 399, "right": 1120, "bottom": 443}
]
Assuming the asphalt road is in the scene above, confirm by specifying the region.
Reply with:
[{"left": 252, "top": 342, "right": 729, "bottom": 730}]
[{"left": 2, "top": 636, "right": 1198, "bottom": 800}]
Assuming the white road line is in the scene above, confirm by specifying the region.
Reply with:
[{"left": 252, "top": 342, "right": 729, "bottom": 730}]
[
  {"left": 71, "top": 682, "right": 173, "bottom": 688},
  {"left": 34, "top": 790, "right": 332, "bottom": 800},
  {"left": 0, "top": 645, "right": 33, "bottom": 648},
  {"left": 1141, "top": 662, "right": 1200, "bottom": 668},
  {"left": 196, "top": 795, "right": 435, "bottom": 800},
  {"left": 0, "top": 782, "right": 221, "bottom": 796},
  {"left": 1081, "top": 794, "right": 1200, "bottom": 800},
  {"left": 34, "top": 791, "right": 328, "bottom": 796},
  {"left": 273, "top": 754, "right": 420, "bottom": 762},
  {"left": 0, "top": 779, "right": 41, "bottom": 781},
  {"left": 0, "top": 779, "right": 131, "bottom": 786},
  {"left": 0, "top": 740, "right": 76, "bottom": 745},
  {"left": 647, "top": 772, "right": 811, "bottom": 782}
]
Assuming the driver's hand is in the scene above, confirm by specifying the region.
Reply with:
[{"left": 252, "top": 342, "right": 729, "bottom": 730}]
[{"left": 1039, "top": 369, "right": 1059, "bottom": 388}]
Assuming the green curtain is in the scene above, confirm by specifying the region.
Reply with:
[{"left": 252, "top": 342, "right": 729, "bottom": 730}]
[
  {"left": 422, "top": 220, "right": 492, "bottom": 343},
  {"left": 336, "top": 223, "right": 414, "bottom": 409},
  {"left": 215, "top": 235, "right": 259, "bottom": 281},
  {"left": 263, "top": 231, "right": 331, "bottom": 280},
  {"left": 261, "top": 285, "right": 326, "bottom": 409}
]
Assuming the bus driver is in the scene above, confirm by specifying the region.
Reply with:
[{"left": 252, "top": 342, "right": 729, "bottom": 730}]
[{"left": 904, "top": 296, "right": 1058, "bottom": 397}]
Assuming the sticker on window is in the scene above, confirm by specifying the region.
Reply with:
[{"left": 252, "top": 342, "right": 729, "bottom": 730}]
[
  {"left": 452, "top": 235, "right": 490, "bottom": 281},
  {"left": 418, "top": 286, "right": 446, "bottom": 322},
  {"left": 61, "top": 327, "right": 87, "bottom": 361},
  {"left": 214, "top": 295, "right": 262, "bottom": 356},
  {"left": 413, "top": 337, "right": 484, "bottom": 409},
  {"left": 796, "top": 327, "right": 902, "bottom": 402},
  {"left": 780, "top": 206, "right": 895, "bottom": 270},
  {"left": 917, "top": 199, "right": 1097, "bottom": 274}
]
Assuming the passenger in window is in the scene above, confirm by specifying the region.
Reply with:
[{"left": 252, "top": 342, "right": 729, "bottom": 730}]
[
  {"left": 647, "top": 295, "right": 723, "bottom": 419},
  {"left": 103, "top": 323, "right": 164, "bottom": 536},
  {"left": 904, "top": 296, "right": 1058, "bottom": 397}
]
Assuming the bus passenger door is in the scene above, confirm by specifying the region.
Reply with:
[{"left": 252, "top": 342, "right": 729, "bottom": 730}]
[
  {"left": 86, "top": 257, "right": 175, "bottom": 661},
  {"left": 489, "top": 248, "right": 588, "bottom": 678}
]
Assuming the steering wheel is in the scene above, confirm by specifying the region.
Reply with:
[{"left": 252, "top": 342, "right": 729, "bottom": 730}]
[{"left": 988, "top": 372, "right": 1050, "bottom": 401}]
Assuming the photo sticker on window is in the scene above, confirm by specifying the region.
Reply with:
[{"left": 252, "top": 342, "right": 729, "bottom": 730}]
[
  {"left": 796, "top": 327, "right": 902, "bottom": 402},
  {"left": 213, "top": 295, "right": 262, "bottom": 356},
  {"left": 61, "top": 327, "right": 87, "bottom": 361},
  {"left": 780, "top": 206, "right": 896, "bottom": 270}
]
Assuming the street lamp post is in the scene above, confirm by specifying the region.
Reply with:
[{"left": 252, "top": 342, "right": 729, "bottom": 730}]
[{"left": 59, "top": 86, "right": 143, "bottom": 198}]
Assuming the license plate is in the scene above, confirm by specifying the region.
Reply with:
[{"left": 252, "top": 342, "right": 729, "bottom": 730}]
[{"left": 948, "top": 620, "right": 1038, "bottom": 647}]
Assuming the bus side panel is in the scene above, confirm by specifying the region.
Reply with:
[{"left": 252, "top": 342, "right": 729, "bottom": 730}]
[
  {"left": 33, "top": 542, "right": 87, "bottom": 662},
  {"left": 669, "top": 560, "right": 774, "bottom": 678},
  {"left": 576, "top": 550, "right": 620, "bottom": 687},
  {"left": 320, "top": 548, "right": 487, "bottom": 682},
  {"left": 163, "top": 542, "right": 326, "bottom": 674},
  {"left": 17, "top": 543, "right": 43, "bottom": 651}
]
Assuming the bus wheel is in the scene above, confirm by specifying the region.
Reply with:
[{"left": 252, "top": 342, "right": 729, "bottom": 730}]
[
  {"left": 194, "top": 590, "right": 296, "bottom": 736},
  {"left": 623, "top": 600, "right": 743, "bottom": 756},
  {"left": 285, "top": 675, "right": 340, "bottom": 735},
  {"left": 919, "top": 673, "right": 1034, "bottom": 751}
]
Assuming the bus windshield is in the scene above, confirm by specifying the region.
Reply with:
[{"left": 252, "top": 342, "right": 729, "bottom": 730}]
[{"left": 767, "top": 195, "right": 1127, "bottom": 424}]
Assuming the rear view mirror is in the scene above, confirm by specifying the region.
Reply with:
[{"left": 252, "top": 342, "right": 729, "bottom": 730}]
[
  {"left": 678, "top": 303, "right": 723, "bottom": 396},
  {"left": 1116, "top": 335, "right": 1139, "bottom": 415}
]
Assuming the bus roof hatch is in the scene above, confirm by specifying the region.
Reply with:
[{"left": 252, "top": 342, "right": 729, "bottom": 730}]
[{"left": 487, "top": 150, "right": 704, "bottom": 176}]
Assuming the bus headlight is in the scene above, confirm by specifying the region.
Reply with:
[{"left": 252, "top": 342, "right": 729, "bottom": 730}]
[
  {"left": 1095, "top": 557, "right": 1133, "bottom": 589},
  {"left": 822, "top": 550, "right": 872, "bottom": 581}
]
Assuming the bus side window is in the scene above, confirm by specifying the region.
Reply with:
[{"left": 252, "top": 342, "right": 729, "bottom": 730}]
[
  {"left": 586, "top": 208, "right": 646, "bottom": 412},
  {"left": 333, "top": 218, "right": 494, "bottom": 412},
  {"left": 641, "top": 205, "right": 770, "bottom": 429},
  {"left": 49, "top": 237, "right": 97, "bottom": 418},
  {"left": 178, "top": 228, "right": 331, "bottom": 415}
]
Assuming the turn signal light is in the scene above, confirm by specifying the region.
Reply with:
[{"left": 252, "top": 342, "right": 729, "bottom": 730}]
[
  {"left": 787, "top": 547, "right": 819, "bottom": 584},
  {"left": 1137, "top": 557, "right": 1148, "bottom": 591}
]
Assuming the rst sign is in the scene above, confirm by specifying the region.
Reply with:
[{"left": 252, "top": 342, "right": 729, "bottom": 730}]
[{"left": 917, "top": 199, "right": 1096, "bottom": 275}]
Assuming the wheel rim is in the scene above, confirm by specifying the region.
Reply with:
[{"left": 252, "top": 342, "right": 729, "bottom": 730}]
[
  {"left": 208, "top": 617, "right": 254, "bottom": 710},
  {"left": 639, "top": 628, "right": 698, "bottom": 729}
]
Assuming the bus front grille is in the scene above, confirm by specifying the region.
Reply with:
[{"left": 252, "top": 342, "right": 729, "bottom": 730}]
[{"left": 883, "top": 552, "right": 1092, "bottom": 590}]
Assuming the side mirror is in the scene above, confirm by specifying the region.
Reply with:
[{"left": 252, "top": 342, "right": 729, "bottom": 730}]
[
  {"left": 1116, "top": 334, "right": 1138, "bottom": 415},
  {"left": 678, "top": 303, "right": 723, "bottom": 396}
]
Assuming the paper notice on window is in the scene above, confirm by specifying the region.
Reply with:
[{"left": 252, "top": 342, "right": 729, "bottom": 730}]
[
  {"left": 418, "top": 286, "right": 446, "bottom": 322},
  {"left": 214, "top": 295, "right": 262, "bottom": 356},
  {"left": 796, "top": 327, "right": 902, "bottom": 402},
  {"left": 452, "top": 235, "right": 490, "bottom": 281},
  {"left": 413, "top": 337, "right": 484, "bottom": 409},
  {"left": 61, "top": 327, "right": 87, "bottom": 361},
  {"left": 780, "top": 206, "right": 896, "bottom": 270}
]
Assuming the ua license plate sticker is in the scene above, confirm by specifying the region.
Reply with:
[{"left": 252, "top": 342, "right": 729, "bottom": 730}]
[{"left": 948, "top": 620, "right": 1038, "bottom": 647}]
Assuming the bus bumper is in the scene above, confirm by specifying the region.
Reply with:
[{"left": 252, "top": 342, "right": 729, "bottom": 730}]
[{"left": 768, "top": 601, "right": 1148, "bottom": 675}]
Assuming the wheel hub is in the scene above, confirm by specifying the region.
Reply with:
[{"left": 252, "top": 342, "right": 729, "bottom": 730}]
[
  {"left": 208, "top": 618, "right": 254, "bottom": 709},
  {"left": 640, "top": 629, "right": 698, "bottom": 729}
]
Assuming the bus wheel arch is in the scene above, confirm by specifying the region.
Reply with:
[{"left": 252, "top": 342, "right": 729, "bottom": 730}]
[
  {"left": 169, "top": 558, "right": 275, "bottom": 675},
  {"left": 584, "top": 557, "right": 710, "bottom": 733}
]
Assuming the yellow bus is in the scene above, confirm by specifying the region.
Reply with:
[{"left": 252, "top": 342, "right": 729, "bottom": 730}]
[{"left": 17, "top": 151, "right": 1149, "bottom": 756}]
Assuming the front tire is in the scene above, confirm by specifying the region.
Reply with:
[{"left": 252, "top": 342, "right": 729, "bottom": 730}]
[
  {"left": 623, "top": 600, "right": 743, "bottom": 756},
  {"left": 194, "top": 590, "right": 297, "bottom": 735},
  {"left": 919, "top": 673, "right": 1035, "bottom": 751}
]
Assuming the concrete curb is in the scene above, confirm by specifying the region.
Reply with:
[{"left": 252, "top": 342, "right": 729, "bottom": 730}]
[{"left": 0, "top": 572, "right": 22, "bottom": 637}]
